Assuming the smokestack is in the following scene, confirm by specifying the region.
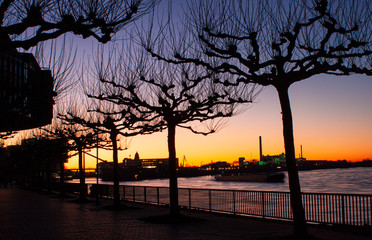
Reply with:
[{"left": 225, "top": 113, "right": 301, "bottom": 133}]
[
  {"left": 300, "top": 145, "right": 303, "bottom": 158},
  {"left": 259, "top": 136, "right": 262, "bottom": 161}
]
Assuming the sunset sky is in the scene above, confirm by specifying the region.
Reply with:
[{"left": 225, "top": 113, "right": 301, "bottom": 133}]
[
  {"left": 6, "top": 0, "right": 370, "bottom": 169},
  {"left": 63, "top": 1, "right": 372, "bottom": 169},
  {"left": 65, "top": 72, "right": 372, "bottom": 169}
]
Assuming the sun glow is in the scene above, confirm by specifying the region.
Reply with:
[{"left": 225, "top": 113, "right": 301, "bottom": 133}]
[{"left": 65, "top": 75, "right": 372, "bottom": 169}]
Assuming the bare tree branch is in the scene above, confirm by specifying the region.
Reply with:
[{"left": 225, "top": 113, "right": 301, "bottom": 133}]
[
  {"left": 86, "top": 40, "right": 259, "bottom": 215},
  {"left": 144, "top": 0, "right": 371, "bottom": 235},
  {"left": 1, "top": 0, "right": 159, "bottom": 50}
]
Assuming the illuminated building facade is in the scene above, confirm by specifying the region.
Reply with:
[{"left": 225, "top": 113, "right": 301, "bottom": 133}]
[
  {"left": 259, "top": 153, "right": 286, "bottom": 165},
  {"left": 123, "top": 153, "right": 178, "bottom": 169},
  {"left": 259, "top": 153, "right": 306, "bottom": 166}
]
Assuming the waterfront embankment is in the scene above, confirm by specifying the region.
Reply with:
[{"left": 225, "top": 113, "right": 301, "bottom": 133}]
[{"left": 1, "top": 187, "right": 371, "bottom": 240}]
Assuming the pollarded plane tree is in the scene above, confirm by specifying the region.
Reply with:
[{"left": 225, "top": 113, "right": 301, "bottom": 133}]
[
  {"left": 147, "top": 0, "right": 372, "bottom": 236},
  {"left": 31, "top": 37, "right": 78, "bottom": 102},
  {"left": 1, "top": 0, "right": 158, "bottom": 133},
  {"left": 38, "top": 120, "right": 78, "bottom": 197},
  {"left": 1, "top": 0, "right": 158, "bottom": 102},
  {"left": 59, "top": 96, "right": 164, "bottom": 209},
  {"left": 0, "top": 0, "right": 159, "bottom": 50},
  {"left": 90, "top": 44, "right": 258, "bottom": 216},
  {"left": 43, "top": 121, "right": 95, "bottom": 200},
  {"left": 43, "top": 105, "right": 105, "bottom": 201}
]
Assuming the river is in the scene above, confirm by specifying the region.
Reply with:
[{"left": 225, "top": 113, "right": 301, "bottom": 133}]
[{"left": 71, "top": 167, "right": 372, "bottom": 194}]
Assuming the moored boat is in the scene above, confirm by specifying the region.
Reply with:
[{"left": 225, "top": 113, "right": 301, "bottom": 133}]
[{"left": 214, "top": 172, "right": 285, "bottom": 182}]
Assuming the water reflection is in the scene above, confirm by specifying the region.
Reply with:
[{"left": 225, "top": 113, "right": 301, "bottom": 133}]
[
  {"left": 298, "top": 167, "right": 372, "bottom": 194},
  {"left": 75, "top": 167, "right": 372, "bottom": 194}
]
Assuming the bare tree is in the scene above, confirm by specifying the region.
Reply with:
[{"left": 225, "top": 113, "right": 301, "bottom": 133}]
[
  {"left": 43, "top": 101, "right": 102, "bottom": 201},
  {"left": 147, "top": 0, "right": 372, "bottom": 235},
  {"left": 1, "top": 0, "right": 159, "bottom": 50},
  {"left": 36, "top": 124, "right": 71, "bottom": 196},
  {"left": 31, "top": 37, "right": 78, "bottom": 102},
  {"left": 90, "top": 44, "right": 258, "bottom": 216},
  {"left": 1, "top": 0, "right": 158, "bottom": 133},
  {"left": 59, "top": 98, "right": 160, "bottom": 209}
]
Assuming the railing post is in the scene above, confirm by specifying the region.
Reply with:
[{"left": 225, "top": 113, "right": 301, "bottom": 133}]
[
  {"left": 370, "top": 195, "right": 372, "bottom": 226},
  {"left": 262, "top": 191, "right": 265, "bottom": 219},
  {"left": 209, "top": 190, "right": 212, "bottom": 212},
  {"left": 342, "top": 195, "right": 345, "bottom": 225},
  {"left": 133, "top": 186, "right": 136, "bottom": 202},
  {"left": 123, "top": 185, "right": 126, "bottom": 200},
  {"left": 157, "top": 187, "right": 160, "bottom": 205},
  {"left": 233, "top": 190, "right": 236, "bottom": 215},
  {"left": 189, "top": 189, "right": 191, "bottom": 209},
  {"left": 144, "top": 186, "right": 147, "bottom": 203}
]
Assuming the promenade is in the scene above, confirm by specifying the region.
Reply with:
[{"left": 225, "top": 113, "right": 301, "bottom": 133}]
[{"left": 0, "top": 188, "right": 370, "bottom": 240}]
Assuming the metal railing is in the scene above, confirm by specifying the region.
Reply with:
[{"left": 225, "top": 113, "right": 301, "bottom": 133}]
[{"left": 89, "top": 184, "right": 371, "bottom": 226}]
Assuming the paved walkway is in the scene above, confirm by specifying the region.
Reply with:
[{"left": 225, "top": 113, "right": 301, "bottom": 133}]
[{"left": 0, "top": 188, "right": 371, "bottom": 240}]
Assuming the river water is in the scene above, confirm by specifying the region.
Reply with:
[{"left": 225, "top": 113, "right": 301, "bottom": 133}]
[{"left": 76, "top": 167, "right": 372, "bottom": 194}]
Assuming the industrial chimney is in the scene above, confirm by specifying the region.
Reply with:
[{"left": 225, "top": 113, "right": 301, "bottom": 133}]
[{"left": 259, "top": 136, "right": 262, "bottom": 161}]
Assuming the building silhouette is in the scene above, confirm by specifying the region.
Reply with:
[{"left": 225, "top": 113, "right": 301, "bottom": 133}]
[{"left": 0, "top": 41, "right": 54, "bottom": 131}]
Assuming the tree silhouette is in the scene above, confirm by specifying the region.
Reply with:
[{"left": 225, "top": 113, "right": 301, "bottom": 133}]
[
  {"left": 37, "top": 125, "right": 71, "bottom": 196},
  {"left": 147, "top": 0, "right": 372, "bottom": 235},
  {"left": 43, "top": 102, "right": 104, "bottom": 201},
  {"left": 0, "top": 0, "right": 158, "bottom": 50},
  {"left": 31, "top": 37, "right": 77, "bottom": 102},
  {"left": 1, "top": 0, "right": 158, "bottom": 133},
  {"left": 59, "top": 99, "right": 162, "bottom": 209},
  {"left": 90, "top": 44, "right": 258, "bottom": 216}
]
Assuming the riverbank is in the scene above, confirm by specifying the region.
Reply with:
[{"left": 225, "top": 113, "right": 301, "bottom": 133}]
[
  {"left": 96, "top": 160, "right": 372, "bottom": 182},
  {"left": 72, "top": 167, "right": 372, "bottom": 194},
  {"left": 1, "top": 187, "right": 371, "bottom": 240}
]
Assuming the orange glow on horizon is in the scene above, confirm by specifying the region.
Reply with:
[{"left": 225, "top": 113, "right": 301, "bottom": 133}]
[{"left": 60, "top": 75, "right": 372, "bottom": 169}]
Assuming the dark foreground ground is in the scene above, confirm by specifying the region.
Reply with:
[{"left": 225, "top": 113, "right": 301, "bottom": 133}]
[{"left": 0, "top": 188, "right": 371, "bottom": 240}]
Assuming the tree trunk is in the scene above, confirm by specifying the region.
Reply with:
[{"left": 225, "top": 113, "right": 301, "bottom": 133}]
[
  {"left": 168, "top": 123, "right": 179, "bottom": 216},
  {"left": 59, "top": 158, "right": 65, "bottom": 197},
  {"left": 46, "top": 154, "right": 51, "bottom": 193},
  {"left": 276, "top": 85, "right": 308, "bottom": 237},
  {"left": 78, "top": 145, "right": 86, "bottom": 201},
  {"left": 37, "top": 159, "right": 42, "bottom": 191},
  {"left": 111, "top": 132, "right": 121, "bottom": 209}
]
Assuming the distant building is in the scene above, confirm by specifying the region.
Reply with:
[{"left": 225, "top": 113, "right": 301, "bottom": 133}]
[
  {"left": 0, "top": 46, "right": 54, "bottom": 131},
  {"left": 123, "top": 152, "right": 178, "bottom": 169},
  {"left": 201, "top": 161, "right": 231, "bottom": 171},
  {"left": 3, "top": 137, "right": 69, "bottom": 184},
  {"left": 259, "top": 153, "right": 286, "bottom": 165},
  {"left": 239, "top": 157, "right": 246, "bottom": 168},
  {"left": 257, "top": 137, "right": 306, "bottom": 165},
  {"left": 97, "top": 161, "right": 114, "bottom": 169},
  {"left": 141, "top": 158, "right": 173, "bottom": 169},
  {"left": 296, "top": 157, "right": 307, "bottom": 162},
  {"left": 259, "top": 153, "right": 306, "bottom": 165}
]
